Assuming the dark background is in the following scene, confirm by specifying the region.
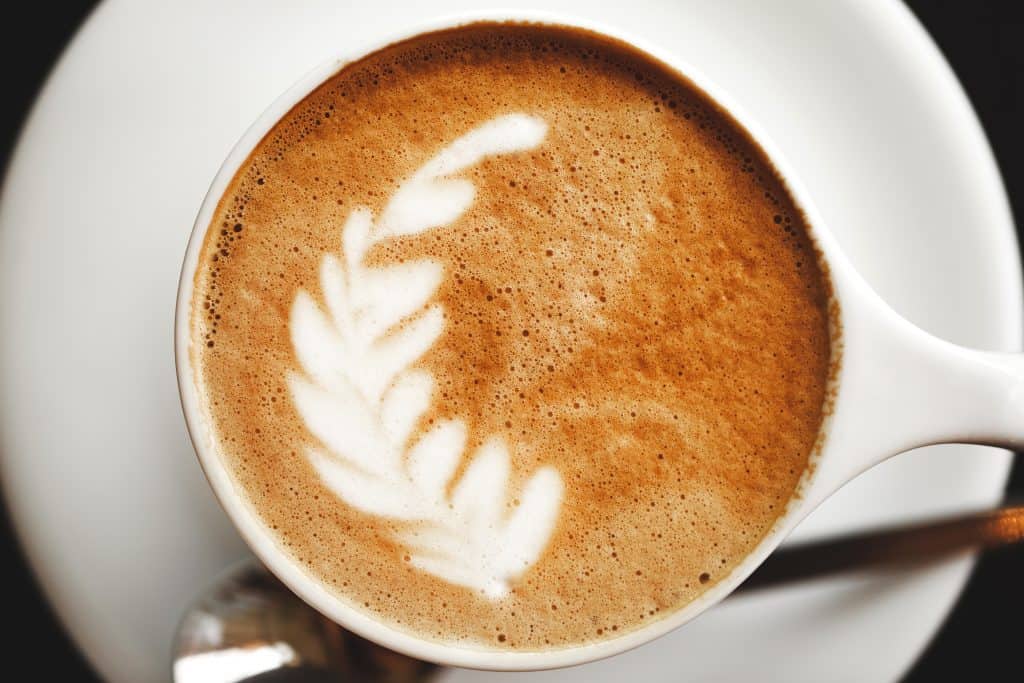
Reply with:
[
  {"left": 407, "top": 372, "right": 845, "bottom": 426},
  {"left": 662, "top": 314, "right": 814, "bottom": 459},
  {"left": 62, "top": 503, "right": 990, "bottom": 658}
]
[{"left": 1, "top": 1, "right": 1020, "bottom": 681}]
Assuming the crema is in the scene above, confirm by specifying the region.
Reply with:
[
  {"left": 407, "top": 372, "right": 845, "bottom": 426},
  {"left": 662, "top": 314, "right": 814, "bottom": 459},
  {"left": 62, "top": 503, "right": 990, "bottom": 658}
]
[{"left": 191, "top": 22, "right": 833, "bottom": 651}]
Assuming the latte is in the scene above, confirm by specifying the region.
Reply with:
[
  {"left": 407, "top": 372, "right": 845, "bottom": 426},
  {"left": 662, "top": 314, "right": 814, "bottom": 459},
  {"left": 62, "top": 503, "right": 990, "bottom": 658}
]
[{"left": 190, "top": 22, "right": 834, "bottom": 650}]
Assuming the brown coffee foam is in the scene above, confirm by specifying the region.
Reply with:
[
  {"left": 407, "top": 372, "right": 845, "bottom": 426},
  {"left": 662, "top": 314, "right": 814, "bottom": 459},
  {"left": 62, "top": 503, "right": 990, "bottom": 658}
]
[{"left": 192, "top": 23, "right": 833, "bottom": 650}]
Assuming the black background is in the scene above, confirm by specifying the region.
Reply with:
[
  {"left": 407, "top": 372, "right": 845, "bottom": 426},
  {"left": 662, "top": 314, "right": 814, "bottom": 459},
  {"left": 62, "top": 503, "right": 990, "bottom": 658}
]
[{"left": 1, "top": 2, "right": 1021, "bottom": 681}]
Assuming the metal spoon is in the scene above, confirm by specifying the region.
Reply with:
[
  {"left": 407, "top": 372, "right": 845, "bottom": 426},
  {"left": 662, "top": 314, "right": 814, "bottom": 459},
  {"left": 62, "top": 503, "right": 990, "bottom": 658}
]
[
  {"left": 172, "top": 505, "right": 1024, "bottom": 682},
  {"left": 171, "top": 561, "right": 437, "bottom": 683}
]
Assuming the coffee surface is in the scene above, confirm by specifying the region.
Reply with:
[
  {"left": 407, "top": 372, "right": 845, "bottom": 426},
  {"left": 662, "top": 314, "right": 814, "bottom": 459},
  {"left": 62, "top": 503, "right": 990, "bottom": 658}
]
[{"left": 191, "top": 23, "right": 834, "bottom": 651}]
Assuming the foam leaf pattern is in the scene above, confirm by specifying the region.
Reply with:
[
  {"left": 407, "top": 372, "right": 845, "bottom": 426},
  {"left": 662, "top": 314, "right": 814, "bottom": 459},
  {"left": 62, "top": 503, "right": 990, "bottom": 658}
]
[
  {"left": 406, "top": 419, "right": 465, "bottom": 500},
  {"left": 355, "top": 262, "right": 443, "bottom": 341},
  {"left": 289, "top": 114, "right": 564, "bottom": 597}
]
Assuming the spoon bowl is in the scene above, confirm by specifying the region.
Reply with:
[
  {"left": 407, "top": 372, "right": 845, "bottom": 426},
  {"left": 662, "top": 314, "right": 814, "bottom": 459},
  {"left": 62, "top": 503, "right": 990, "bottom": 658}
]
[{"left": 172, "top": 558, "right": 438, "bottom": 683}]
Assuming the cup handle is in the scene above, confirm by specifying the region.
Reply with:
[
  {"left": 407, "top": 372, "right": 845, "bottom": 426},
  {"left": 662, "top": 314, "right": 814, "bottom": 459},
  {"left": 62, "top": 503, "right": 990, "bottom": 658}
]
[
  {"left": 823, "top": 289, "right": 1023, "bottom": 488},
  {"left": 886, "top": 340, "right": 1024, "bottom": 451}
]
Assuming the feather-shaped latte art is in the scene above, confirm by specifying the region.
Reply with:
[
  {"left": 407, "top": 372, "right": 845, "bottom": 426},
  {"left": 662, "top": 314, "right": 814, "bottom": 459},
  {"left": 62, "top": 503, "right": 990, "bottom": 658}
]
[{"left": 288, "top": 114, "right": 563, "bottom": 598}]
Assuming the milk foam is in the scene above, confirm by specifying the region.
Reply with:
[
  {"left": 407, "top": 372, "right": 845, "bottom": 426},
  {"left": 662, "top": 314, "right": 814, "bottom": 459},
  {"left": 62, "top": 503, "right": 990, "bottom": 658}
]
[
  {"left": 288, "top": 114, "right": 563, "bottom": 598},
  {"left": 195, "top": 23, "right": 833, "bottom": 650}
]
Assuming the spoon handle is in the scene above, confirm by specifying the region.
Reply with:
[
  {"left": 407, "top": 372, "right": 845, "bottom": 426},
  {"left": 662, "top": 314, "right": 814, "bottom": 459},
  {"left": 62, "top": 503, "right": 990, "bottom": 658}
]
[{"left": 737, "top": 506, "right": 1024, "bottom": 593}]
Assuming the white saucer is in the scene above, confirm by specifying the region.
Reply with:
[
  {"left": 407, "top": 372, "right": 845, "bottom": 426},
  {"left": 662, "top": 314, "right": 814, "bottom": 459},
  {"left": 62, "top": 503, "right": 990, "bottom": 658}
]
[{"left": 1, "top": 1, "right": 1019, "bottom": 681}]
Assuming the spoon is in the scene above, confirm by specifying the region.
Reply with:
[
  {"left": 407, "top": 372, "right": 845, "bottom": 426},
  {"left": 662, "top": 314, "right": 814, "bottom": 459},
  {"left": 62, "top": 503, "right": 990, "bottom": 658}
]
[
  {"left": 172, "top": 505, "right": 1024, "bottom": 682},
  {"left": 171, "top": 560, "right": 438, "bottom": 683}
]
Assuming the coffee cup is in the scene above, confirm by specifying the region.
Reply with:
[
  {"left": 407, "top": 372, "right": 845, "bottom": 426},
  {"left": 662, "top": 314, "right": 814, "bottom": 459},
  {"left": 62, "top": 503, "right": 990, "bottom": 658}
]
[{"left": 176, "top": 10, "right": 1024, "bottom": 670}]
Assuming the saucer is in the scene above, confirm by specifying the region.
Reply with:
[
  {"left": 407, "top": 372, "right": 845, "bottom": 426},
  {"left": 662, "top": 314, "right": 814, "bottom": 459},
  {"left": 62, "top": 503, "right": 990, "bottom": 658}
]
[{"left": 0, "top": 1, "right": 1018, "bottom": 681}]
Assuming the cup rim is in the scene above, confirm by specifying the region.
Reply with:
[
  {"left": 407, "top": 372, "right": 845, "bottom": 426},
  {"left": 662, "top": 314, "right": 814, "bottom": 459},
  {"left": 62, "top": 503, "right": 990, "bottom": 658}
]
[{"left": 174, "top": 8, "right": 849, "bottom": 671}]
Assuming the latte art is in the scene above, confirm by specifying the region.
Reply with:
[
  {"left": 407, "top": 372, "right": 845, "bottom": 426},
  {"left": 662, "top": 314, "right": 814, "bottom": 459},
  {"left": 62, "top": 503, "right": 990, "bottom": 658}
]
[
  {"left": 191, "top": 22, "right": 834, "bottom": 651},
  {"left": 289, "top": 114, "right": 563, "bottom": 597}
]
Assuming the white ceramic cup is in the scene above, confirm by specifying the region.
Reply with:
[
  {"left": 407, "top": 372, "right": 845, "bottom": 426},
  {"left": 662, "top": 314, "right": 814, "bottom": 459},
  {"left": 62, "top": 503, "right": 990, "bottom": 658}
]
[{"left": 175, "top": 9, "right": 1024, "bottom": 672}]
